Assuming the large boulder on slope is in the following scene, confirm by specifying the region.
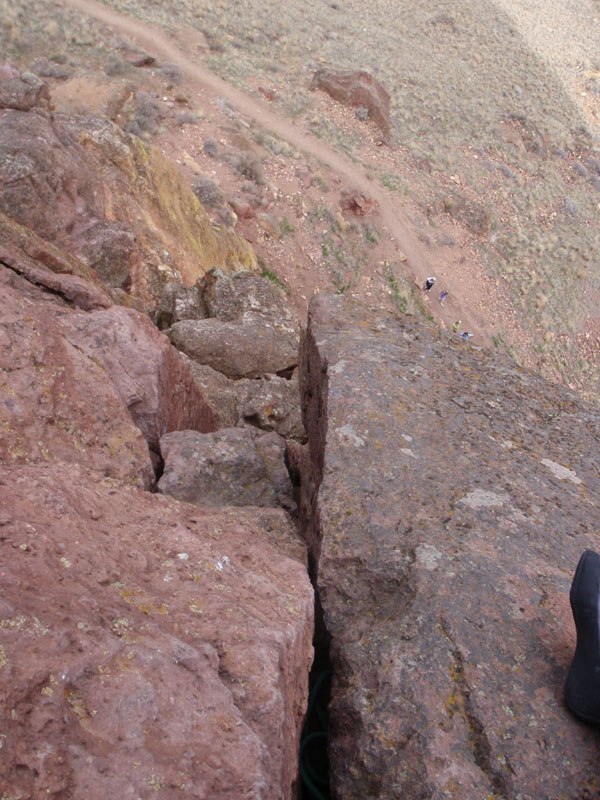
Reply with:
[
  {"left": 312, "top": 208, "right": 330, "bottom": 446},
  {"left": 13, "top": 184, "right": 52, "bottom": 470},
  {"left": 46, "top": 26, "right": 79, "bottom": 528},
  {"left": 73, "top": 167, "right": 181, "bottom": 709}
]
[
  {"left": 159, "top": 428, "right": 295, "bottom": 511},
  {"left": 310, "top": 69, "right": 391, "bottom": 139},
  {"left": 300, "top": 293, "right": 600, "bottom": 799},
  {"left": 0, "top": 462, "right": 313, "bottom": 800}
]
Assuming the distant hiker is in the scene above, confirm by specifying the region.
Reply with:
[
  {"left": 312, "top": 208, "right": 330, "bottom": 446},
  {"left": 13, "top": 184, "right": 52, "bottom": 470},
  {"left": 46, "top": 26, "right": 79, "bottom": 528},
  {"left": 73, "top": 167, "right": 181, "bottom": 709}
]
[
  {"left": 440, "top": 290, "right": 448, "bottom": 305},
  {"left": 452, "top": 320, "right": 461, "bottom": 333},
  {"left": 461, "top": 331, "right": 473, "bottom": 340},
  {"left": 424, "top": 277, "right": 436, "bottom": 292}
]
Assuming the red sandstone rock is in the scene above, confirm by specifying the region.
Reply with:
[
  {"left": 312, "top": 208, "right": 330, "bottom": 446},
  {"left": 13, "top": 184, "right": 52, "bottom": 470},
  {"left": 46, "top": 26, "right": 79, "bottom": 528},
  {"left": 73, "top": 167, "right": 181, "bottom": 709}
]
[
  {"left": 0, "top": 265, "right": 153, "bottom": 487},
  {"left": 61, "top": 306, "right": 217, "bottom": 455},
  {"left": 0, "top": 462, "right": 314, "bottom": 799},
  {"left": 258, "top": 86, "right": 277, "bottom": 101},
  {"left": 0, "top": 107, "right": 256, "bottom": 307},
  {"left": 340, "top": 189, "right": 378, "bottom": 217},
  {"left": 300, "top": 293, "right": 600, "bottom": 799},
  {"left": 0, "top": 212, "right": 112, "bottom": 311},
  {"left": 229, "top": 197, "right": 255, "bottom": 219},
  {"left": 310, "top": 69, "right": 391, "bottom": 139}
]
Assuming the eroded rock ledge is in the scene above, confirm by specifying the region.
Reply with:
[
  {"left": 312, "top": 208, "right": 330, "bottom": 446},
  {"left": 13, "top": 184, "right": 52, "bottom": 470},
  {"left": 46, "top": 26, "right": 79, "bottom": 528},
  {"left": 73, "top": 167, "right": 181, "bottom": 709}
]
[{"left": 299, "top": 293, "right": 600, "bottom": 800}]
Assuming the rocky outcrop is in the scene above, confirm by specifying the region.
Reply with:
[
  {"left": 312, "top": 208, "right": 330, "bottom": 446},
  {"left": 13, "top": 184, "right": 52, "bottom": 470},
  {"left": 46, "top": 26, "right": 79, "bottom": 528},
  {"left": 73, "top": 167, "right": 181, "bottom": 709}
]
[
  {"left": 155, "top": 280, "right": 206, "bottom": 330},
  {"left": 159, "top": 428, "right": 295, "bottom": 511},
  {"left": 0, "top": 211, "right": 112, "bottom": 312},
  {"left": 166, "top": 317, "right": 299, "bottom": 379},
  {"left": 236, "top": 372, "right": 305, "bottom": 441},
  {"left": 300, "top": 294, "right": 600, "bottom": 799},
  {"left": 0, "top": 264, "right": 154, "bottom": 487},
  {"left": 60, "top": 306, "right": 217, "bottom": 458},
  {"left": 1, "top": 250, "right": 217, "bottom": 481},
  {"left": 310, "top": 69, "right": 391, "bottom": 139},
  {"left": 0, "top": 68, "right": 257, "bottom": 307},
  {"left": 0, "top": 60, "right": 50, "bottom": 110},
  {"left": 0, "top": 462, "right": 314, "bottom": 800}
]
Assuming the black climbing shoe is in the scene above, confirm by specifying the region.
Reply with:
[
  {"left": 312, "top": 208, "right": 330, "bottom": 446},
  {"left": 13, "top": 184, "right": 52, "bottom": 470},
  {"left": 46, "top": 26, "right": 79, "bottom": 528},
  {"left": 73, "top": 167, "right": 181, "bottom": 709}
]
[{"left": 565, "top": 549, "right": 600, "bottom": 725}]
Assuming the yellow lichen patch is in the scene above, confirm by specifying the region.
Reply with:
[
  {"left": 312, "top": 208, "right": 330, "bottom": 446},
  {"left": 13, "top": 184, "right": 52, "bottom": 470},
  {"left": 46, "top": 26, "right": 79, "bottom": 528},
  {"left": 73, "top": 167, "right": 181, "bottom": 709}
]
[
  {"left": 188, "top": 602, "right": 203, "bottom": 614},
  {"left": 65, "top": 687, "right": 98, "bottom": 725},
  {"left": 112, "top": 617, "right": 130, "bottom": 637},
  {"left": 65, "top": 688, "right": 89, "bottom": 720},
  {"left": 120, "top": 587, "right": 168, "bottom": 616},
  {"left": 148, "top": 775, "right": 164, "bottom": 791},
  {"left": 41, "top": 686, "right": 54, "bottom": 697},
  {"left": 0, "top": 645, "right": 7, "bottom": 668}
]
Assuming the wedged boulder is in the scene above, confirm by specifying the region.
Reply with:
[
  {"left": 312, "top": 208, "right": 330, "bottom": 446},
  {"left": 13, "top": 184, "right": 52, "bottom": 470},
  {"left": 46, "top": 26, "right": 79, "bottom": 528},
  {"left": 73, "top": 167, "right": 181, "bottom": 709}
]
[
  {"left": 300, "top": 293, "right": 600, "bottom": 799},
  {"left": 0, "top": 462, "right": 314, "bottom": 800},
  {"left": 0, "top": 265, "right": 153, "bottom": 487},
  {"left": 182, "top": 358, "right": 305, "bottom": 439},
  {"left": 0, "top": 62, "right": 50, "bottom": 110},
  {"left": 199, "top": 267, "right": 300, "bottom": 333},
  {"left": 60, "top": 306, "right": 217, "bottom": 455},
  {"left": 310, "top": 69, "right": 391, "bottom": 139},
  {"left": 184, "top": 357, "right": 305, "bottom": 439},
  {"left": 155, "top": 279, "right": 206, "bottom": 330},
  {"left": 159, "top": 428, "right": 295, "bottom": 511},
  {"left": 237, "top": 372, "right": 305, "bottom": 441},
  {"left": 0, "top": 106, "right": 256, "bottom": 306},
  {"left": 182, "top": 358, "right": 241, "bottom": 428},
  {"left": 166, "top": 317, "right": 299, "bottom": 379}
]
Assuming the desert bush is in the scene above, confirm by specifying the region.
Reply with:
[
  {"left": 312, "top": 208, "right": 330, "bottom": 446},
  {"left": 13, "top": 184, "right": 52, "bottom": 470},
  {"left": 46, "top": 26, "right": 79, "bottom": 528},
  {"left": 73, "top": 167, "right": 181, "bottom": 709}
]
[
  {"left": 203, "top": 139, "right": 219, "bottom": 158},
  {"left": 161, "top": 62, "right": 183, "bottom": 84},
  {"left": 175, "top": 110, "right": 198, "bottom": 126},
  {"left": 123, "top": 91, "right": 164, "bottom": 137},
  {"left": 104, "top": 55, "right": 126, "bottom": 76},
  {"left": 233, "top": 152, "right": 265, "bottom": 185},
  {"left": 192, "top": 177, "right": 224, "bottom": 207}
]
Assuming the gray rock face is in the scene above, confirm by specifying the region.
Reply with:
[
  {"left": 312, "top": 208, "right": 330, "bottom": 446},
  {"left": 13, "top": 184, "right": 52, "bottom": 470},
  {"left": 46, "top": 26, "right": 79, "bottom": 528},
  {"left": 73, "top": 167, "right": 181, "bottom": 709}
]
[
  {"left": 183, "top": 357, "right": 306, "bottom": 440},
  {"left": 166, "top": 317, "right": 299, "bottom": 379},
  {"left": 237, "top": 372, "right": 305, "bottom": 442},
  {"left": 300, "top": 293, "right": 600, "bottom": 800},
  {"left": 199, "top": 267, "right": 300, "bottom": 332},
  {"left": 155, "top": 280, "right": 206, "bottom": 330},
  {"left": 0, "top": 62, "right": 50, "bottom": 110},
  {"left": 159, "top": 428, "right": 295, "bottom": 511}
]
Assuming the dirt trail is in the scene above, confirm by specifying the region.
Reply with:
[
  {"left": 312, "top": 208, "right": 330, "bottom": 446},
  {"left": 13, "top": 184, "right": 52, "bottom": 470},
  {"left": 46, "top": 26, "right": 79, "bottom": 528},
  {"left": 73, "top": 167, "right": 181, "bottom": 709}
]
[{"left": 63, "top": 0, "right": 489, "bottom": 340}]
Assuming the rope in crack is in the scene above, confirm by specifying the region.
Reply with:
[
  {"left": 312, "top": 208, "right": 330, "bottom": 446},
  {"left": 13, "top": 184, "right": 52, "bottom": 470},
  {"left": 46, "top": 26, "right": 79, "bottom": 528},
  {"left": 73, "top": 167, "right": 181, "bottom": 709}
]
[{"left": 299, "top": 670, "right": 331, "bottom": 800}]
